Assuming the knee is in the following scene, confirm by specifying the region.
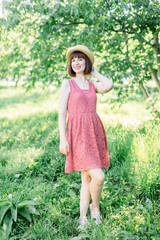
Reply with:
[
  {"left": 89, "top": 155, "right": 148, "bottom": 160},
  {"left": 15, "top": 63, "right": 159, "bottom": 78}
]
[
  {"left": 92, "top": 171, "right": 105, "bottom": 185},
  {"left": 81, "top": 171, "right": 91, "bottom": 183}
]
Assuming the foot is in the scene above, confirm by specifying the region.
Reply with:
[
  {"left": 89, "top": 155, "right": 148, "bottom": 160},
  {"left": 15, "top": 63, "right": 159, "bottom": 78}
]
[
  {"left": 79, "top": 216, "right": 89, "bottom": 225},
  {"left": 90, "top": 204, "right": 102, "bottom": 225}
]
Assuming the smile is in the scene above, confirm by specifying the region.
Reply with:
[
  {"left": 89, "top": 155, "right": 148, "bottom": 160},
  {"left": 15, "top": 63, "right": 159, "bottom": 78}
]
[{"left": 74, "top": 66, "right": 81, "bottom": 69}]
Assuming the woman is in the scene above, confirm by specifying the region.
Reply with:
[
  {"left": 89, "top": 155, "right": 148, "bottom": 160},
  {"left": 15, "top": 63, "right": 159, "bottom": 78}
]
[{"left": 59, "top": 45, "right": 114, "bottom": 225}]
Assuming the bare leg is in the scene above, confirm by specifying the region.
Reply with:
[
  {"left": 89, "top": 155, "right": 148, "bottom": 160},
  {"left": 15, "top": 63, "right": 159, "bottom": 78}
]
[
  {"left": 88, "top": 168, "right": 105, "bottom": 212},
  {"left": 80, "top": 170, "right": 91, "bottom": 218}
]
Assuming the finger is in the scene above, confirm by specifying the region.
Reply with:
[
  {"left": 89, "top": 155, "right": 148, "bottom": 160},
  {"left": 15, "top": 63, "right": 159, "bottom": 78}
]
[
  {"left": 59, "top": 147, "right": 67, "bottom": 155},
  {"left": 67, "top": 144, "right": 69, "bottom": 152},
  {"left": 62, "top": 150, "right": 67, "bottom": 156},
  {"left": 66, "top": 145, "right": 69, "bottom": 153},
  {"left": 64, "top": 146, "right": 68, "bottom": 155},
  {"left": 67, "top": 142, "right": 69, "bottom": 152},
  {"left": 66, "top": 141, "right": 69, "bottom": 152}
]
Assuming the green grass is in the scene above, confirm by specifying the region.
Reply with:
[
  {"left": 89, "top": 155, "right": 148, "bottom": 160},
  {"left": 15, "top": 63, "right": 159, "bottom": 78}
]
[{"left": 0, "top": 80, "right": 160, "bottom": 239}]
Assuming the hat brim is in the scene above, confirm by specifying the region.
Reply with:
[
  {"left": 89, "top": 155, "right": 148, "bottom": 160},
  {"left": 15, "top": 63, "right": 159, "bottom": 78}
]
[{"left": 66, "top": 45, "right": 94, "bottom": 65}]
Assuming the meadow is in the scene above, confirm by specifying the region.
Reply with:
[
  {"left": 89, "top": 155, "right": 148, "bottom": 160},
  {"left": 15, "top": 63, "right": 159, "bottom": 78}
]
[{"left": 0, "top": 80, "right": 159, "bottom": 240}]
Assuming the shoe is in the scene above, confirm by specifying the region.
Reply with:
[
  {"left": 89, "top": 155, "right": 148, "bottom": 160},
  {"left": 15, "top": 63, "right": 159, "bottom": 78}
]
[
  {"left": 79, "top": 216, "right": 89, "bottom": 225},
  {"left": 90, "top": 203, "right": 102, "bottom": 225}
]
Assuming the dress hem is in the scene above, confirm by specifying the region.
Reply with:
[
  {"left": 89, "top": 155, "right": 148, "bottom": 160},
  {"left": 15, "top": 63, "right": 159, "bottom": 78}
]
[{"left": 65, "top": 164, "right": 110, "bottom": 174}]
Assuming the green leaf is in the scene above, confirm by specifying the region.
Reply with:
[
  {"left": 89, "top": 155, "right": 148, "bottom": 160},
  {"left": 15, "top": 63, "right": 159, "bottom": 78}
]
[
  {"left": 18, "top": 208, "right": 32, "bottom": 222},
  {"left": 11, "top": 206, "right": 17, "bottom": 222},
  {"left": 17, "top": 200, "right": 38, "bottom": 208},
  {"left": 3, "top": 212, "right": 13, "bottom": 238},
  {"left": 28, "top": 205, "right": 40, "bottom": 215},
  {"left": 70, "top": 6, "right": 74, "bottom": 15},
  {"left": 0, "top": 204, "right": 11, "bottom": 225},
  {"left": 0, "top": 201, "right": 10, "bottom": 207},
  {"left": 90, "top": 13, "right": 94, "bottom": 20},
  {"left": 74, "top": 8, "right": 79, "bottom": 16},
  {"left": 54, "top": 3, "right": 59, "bottom": 10},
  {"left": 145, "top": 198, "right": 153, "bottom": 209}
]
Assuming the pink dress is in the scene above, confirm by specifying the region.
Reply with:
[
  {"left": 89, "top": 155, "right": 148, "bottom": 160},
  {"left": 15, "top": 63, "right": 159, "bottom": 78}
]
[{"left": 65, "top": 79, "right": 110, "bottom": 173}]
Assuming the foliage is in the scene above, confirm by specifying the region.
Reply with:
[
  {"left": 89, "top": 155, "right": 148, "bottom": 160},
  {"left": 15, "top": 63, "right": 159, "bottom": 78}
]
[
  {"left": 0, "top": 194, "right": 39, "bottom": 238},
  {"left": 0, "top": 0, "right": 159, "bottom": 98},
  {"left": 0, "top": 81, "right": 159, "bottom": 239}
]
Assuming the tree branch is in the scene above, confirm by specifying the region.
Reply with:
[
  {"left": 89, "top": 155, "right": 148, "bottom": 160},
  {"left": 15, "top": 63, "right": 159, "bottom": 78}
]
[
  {"left": 59, "top": 21, "right": 84, "bottom": 26},
  {"left": 148, "top": 64, "right": 160, "bottom": 91},
  {"left": 104, "top": 22, "right": 154, "bottom": 47}
]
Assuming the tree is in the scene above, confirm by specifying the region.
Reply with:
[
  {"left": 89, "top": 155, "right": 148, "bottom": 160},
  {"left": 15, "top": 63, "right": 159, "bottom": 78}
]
[{"left": 0, "top": 0, "right": 159, "bottom": 114}]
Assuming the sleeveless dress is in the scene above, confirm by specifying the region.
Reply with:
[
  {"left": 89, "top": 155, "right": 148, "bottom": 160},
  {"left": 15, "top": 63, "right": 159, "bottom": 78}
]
[{"left": 65, "top": 79, "right": 110, "bottom": 173}]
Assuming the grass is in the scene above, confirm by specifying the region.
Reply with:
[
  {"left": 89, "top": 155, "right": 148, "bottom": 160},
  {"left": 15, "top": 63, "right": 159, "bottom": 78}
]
[{"left": 0, "top": 80, "right": 160, "bottom": 239}]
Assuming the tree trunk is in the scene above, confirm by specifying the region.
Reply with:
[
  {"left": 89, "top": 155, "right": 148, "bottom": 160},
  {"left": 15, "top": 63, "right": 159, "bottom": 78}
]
[
  {"left": 148, "top": 64, "right": 160, "bottom": 92},
  {"left": 15, "top": 79, "right": 19, "bottom": 87},
  {"left": 139, "top": 82, "right": 160, "bottom": 117},
  {"left": 153, "top": 32, "right": 160, "bottom": 79}
]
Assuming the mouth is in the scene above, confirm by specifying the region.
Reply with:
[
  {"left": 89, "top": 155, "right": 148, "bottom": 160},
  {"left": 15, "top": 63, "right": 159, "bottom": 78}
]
[{"left": 74, "top": 66, "right": 81, "bottom": 69}]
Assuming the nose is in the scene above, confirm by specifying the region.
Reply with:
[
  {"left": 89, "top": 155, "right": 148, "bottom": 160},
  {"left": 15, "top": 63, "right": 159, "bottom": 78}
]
[{"left": 73, "top": 59, "right": 80, "bottom": 65}]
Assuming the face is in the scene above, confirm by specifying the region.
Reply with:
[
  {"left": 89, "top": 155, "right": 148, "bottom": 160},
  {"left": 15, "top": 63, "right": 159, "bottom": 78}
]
[{"left": 71, "top": 57, "right": 86, "bottom": 73}]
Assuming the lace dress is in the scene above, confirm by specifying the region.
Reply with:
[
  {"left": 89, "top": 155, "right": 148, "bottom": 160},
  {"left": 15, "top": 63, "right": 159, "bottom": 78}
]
[{"left": 65, "top": 79, "right": 110, "bottom": 173}]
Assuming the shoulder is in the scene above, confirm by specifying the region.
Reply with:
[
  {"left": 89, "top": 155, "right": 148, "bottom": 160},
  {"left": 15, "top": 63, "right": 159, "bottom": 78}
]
[
  {"left": 89, "top": 79, "right": 98, "bottom": 92},
  {"left": 60, "top": 79, "right": 71, "bottom": 91},
  {"left": 61, "top": 79, "right": 70, "bottom": 88}
]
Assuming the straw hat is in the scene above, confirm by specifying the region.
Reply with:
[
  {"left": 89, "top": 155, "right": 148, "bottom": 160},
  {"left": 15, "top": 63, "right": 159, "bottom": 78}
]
[{"left": 66, "top": 45, "right": 94, "bottom": 65}]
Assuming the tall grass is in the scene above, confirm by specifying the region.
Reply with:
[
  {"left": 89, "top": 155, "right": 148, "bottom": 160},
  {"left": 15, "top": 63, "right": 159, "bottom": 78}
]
[{"left": 0, "top": 81, "right": 159, "bottom": 239}]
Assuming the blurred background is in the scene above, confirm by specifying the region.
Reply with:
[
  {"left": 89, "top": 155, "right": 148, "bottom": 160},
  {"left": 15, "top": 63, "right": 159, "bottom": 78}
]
[{"left": 0, "top": 1, "right": 159, "bottom": 239}]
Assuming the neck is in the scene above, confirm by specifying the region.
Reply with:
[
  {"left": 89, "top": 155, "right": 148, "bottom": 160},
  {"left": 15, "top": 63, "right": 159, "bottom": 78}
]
[{"left": 75, "top": 73, "right": 87, "bottom": 82}]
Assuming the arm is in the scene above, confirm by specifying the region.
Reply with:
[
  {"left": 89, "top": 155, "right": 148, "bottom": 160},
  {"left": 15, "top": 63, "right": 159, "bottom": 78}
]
[
  {"left": 90, "top": 66, "right": 114, "bottom": 94},
  {"left": 59, "top": 80, "right": 70, "bottom": 155}
]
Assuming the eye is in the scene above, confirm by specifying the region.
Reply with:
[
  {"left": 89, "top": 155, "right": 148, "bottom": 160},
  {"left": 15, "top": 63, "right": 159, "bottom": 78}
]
[{"left": 71, "top": 58, "right": 84, "bottom": 62}]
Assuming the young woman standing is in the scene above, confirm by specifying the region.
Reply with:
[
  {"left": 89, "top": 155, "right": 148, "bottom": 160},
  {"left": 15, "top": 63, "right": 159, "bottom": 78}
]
[{"left": 59, "top": 45, "right": 114, "bottom": 225}]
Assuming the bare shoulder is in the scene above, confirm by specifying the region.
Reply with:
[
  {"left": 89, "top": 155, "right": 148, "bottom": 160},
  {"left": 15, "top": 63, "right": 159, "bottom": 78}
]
[
  {"left": 61, "top": 79, "right": 70, "bottom": 88},
  {"left": 60, "top": 79, "right": 70, "bottom": 92},
  {"left": 59, "top": 79, "right": 70, "bottom": 102},
  {"left": 90, "top": 79, "right": 98, "bottom": 92},
  {"left": 91, "top": 79, "right": 97, "bottom": 85}
]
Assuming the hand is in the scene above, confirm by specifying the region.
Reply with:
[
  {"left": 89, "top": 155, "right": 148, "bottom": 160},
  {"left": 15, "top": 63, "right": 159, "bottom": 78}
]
[
  {"left": 90, "top": 66, "right": 99, "bottom": 77},
  {"left": 59, "top": 139, "right": 69, "bottom": 156}
]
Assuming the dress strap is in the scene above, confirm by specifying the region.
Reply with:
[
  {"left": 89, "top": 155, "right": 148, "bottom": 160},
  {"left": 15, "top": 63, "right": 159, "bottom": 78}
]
[
  {"left": 90, "top": 81, "right": 96, "bottom": 92},
  {"left": 69, "top": 79, "right": 78, "bottom": 92}
]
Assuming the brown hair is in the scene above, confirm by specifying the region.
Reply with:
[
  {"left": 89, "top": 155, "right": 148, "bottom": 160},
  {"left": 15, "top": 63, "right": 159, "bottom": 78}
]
[{"left": 68, "top": 51, "right": 92, "bottom": 77}]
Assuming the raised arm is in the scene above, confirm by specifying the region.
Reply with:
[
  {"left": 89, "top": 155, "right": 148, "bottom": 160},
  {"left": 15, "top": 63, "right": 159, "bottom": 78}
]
[
  {"left": 59, "top": 80, "right": 70, "bottom": 155},
  {"left": 90, "top": 66, "right": 114, "bottom": 94}
]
